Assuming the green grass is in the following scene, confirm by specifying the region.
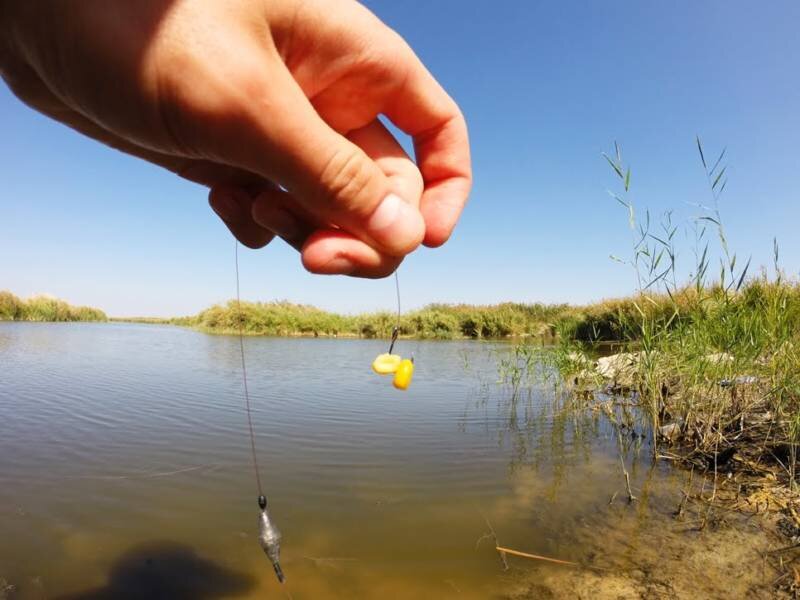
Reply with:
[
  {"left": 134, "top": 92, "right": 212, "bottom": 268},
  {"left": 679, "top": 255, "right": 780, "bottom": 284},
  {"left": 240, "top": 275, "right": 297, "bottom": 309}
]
[
  {"left": 160, "top": 299, "right": 570, "bottom": 339},
  {"left": 509, "top": 139, "right": 800, "bottom": 486},
  {"left": 0, "top": 291, "right": 107, "bottom": 322},
  {"left": 546, "top": 279, "right": 800, "bottom": 442}
]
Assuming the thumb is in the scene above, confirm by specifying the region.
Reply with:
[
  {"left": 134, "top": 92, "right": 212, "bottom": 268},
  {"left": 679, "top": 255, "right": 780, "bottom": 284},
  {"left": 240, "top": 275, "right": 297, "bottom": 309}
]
[
  {"left": 220, "top": 65, "right": 425, "bottom": 257},
  {"left": 293, "top": 136, "right": 426, "bottom": 257}
]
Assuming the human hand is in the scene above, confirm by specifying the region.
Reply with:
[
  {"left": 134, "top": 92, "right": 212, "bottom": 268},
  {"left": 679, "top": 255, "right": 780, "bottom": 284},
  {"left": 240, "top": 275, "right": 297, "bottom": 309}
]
[{"left": 0, "top": 0, "right": 471, "bottom": 277}]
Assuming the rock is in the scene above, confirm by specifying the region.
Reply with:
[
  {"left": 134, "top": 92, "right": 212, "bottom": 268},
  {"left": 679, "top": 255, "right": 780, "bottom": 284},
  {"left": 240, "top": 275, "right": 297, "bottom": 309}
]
[
  {"left": 719, "top": 375, "right": 759, "bottom": 388},
  {"left": 658, "top": 422, "right": 680, "bottom": 442},
  {"left": 704, "top": 352, "right": 734, "bottom": 364},
  {"left": 595, "top": 352, "right": 641, "bottom": 387},
  {"left": 777, "top": 516, "right": 800, "bottom": 540},
  {"left": 747, "top": 411, "right": 773, "bottom": 424},
  {"left": 0, "top": 579, "right": 15, "bottom": 600}
]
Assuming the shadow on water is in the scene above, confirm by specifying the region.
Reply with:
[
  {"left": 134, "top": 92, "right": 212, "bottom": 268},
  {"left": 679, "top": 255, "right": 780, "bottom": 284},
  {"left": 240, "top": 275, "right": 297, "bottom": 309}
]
[{"left": 53, "top": 542, "right": 254, "bottom": 600}]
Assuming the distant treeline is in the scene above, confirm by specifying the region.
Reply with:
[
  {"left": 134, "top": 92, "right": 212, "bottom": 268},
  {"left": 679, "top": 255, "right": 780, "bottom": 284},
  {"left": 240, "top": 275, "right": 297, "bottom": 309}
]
[
  {"left": 12, "top": 283, "right": 797, "bottom": 343},
  {"left": 170, "top": 279, "right": 800, "bottom": 341},
  {"left": 160, "top": 300, "right": 571, "bottom": 339},
  {"left": 0, "top": 291, "right": 107, "bottom": 322}
]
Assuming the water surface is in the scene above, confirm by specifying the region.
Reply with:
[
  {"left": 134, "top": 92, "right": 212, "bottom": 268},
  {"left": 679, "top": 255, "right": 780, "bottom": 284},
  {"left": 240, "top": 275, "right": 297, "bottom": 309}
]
[{"left": 0, "top": 323, "right": 772, "bottom": 599}]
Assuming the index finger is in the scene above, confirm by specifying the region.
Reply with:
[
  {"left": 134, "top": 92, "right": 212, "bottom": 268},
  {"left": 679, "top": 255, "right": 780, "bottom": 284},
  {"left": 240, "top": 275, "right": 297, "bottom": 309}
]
[{"left": 382, "top": 43, "right": 472, "bottom": 247}]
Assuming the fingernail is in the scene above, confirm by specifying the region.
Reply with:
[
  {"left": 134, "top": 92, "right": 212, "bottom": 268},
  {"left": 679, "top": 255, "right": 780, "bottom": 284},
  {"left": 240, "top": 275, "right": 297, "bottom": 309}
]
[
  {"left": 210, "top": 190, "right": 242, "bottom": 223},
  {"left": 367, "top": 194, "right": 425, "bottom": 252}
]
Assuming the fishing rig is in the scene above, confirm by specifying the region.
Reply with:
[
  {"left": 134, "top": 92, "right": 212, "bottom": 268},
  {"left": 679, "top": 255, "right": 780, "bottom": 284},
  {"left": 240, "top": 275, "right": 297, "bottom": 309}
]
[
  {"left": 371, "top": 272, "right": 414, "bottom": 389},
  {"left": 234, "top": 245, "right": 413, "bottom": 585},
  {"left": 234, "top": 242, "right": 284, "bottom": 583}
]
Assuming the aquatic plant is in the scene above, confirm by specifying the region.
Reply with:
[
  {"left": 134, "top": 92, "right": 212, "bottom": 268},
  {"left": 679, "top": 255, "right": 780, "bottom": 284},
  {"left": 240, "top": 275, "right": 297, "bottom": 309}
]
[{"left": 517, "top": 140, "right": 800, "bottom": 491}]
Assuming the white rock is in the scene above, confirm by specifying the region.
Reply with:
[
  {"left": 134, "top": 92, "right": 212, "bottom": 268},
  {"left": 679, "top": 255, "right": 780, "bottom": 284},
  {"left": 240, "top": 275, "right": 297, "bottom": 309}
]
[
  {"left": 596, "top": 352, "right": 640, "bottom": 382},
  {"left": 704, "top": 352, "right": 734, "bottom": 364}
]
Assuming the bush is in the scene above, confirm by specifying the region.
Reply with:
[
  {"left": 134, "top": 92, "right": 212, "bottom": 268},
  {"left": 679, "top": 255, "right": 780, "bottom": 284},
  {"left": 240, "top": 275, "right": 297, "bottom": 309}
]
[
  {"left": 178, "top": 300, "right": 577, "bottom": 339},
  {"left": 0, "top": 291, "right": 22, "bottom": 320},
  {"left": 0, "top": 292, "right": 107, "bottom": 322}
]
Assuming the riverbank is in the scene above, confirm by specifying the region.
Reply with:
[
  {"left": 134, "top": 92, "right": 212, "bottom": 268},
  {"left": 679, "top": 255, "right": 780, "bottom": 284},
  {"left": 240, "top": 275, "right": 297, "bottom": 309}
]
[
  {"left": 117, "top": 300, "right": 571, "bottom": 339},
  {"left": 497, "top": 278, "right": 800, "bottom": 595},
  {"left": 551, "top": 279, "right": 800, "bottom": 474}
]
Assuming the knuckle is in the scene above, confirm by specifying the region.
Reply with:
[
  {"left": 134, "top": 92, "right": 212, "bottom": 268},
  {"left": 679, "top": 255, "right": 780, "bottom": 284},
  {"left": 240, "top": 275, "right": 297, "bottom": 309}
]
[{"left": 318, "top": 147, "right": 375, "bottom": 214}]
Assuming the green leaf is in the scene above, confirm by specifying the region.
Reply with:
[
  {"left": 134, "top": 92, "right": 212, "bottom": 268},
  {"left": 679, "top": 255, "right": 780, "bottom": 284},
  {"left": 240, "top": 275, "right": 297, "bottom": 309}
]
[
  {"left": 649, "top": 234, "right": 670, "bottom": 247},
  {"left": 653, "top": 249, "right": 664, "bottom": 269},
  {"left": 624, "top": 168, "right": 631, "bottom": 191},
  {"left": 736, "top": 257, "right": 752, "bottom": 291},
  {"left": 696, "top": 136, "right": 707, "bottom": 170},
  {"left": 712, "top": 165, "right": 727, "bottom": 190},
  {"left": 602, "top": 153, "right": 624, "bottom": 179},
  {"left": 710, "top": 147, "right": 727, "bottom": 175},
  {"left": 698, "top": 245, "right": 708, "bottom": 270},
  {"left": 643, "top": 267, "right": 671, "bottom": 291},
  {"left": 608, "top": 191, "right": 629, "bottom": 208}
]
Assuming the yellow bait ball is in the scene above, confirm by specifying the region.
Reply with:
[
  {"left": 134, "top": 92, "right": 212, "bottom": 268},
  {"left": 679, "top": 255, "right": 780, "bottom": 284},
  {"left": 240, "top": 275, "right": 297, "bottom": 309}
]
[
  {"left": 372, "top": 353, "right": 402, "bottom": 375},
  {"left": 392, "top": 359, "right": 414, "bottom": 390}
]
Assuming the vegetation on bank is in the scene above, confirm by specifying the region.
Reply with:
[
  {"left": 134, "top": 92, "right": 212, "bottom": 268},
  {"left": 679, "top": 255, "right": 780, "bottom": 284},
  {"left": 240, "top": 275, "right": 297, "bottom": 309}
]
[
  {"left": 489, "top": 143, "right": 799, "bottom": 594},
  {"left": 505, "top": 141, "right": 800, "bottom": 504},
  {"left": 162, "top": 300, "right": 570, "bottom": 339},
  {"left": 0, "top": 291, "right": 107, "bottom": 322}
]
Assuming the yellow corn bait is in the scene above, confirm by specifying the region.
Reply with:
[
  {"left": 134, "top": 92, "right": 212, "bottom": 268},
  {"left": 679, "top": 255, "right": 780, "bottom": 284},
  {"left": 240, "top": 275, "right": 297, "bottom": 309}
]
[
  {"left": 392, "top": 359, "right": 414, "bottom": 390},
  {"left": 372, "top": 353, "right": 402, "bottom": 375}
]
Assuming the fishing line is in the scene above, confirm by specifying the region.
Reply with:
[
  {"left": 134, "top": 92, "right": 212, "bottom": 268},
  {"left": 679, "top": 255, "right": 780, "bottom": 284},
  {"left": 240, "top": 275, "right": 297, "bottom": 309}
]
[
  {"left": 388, "top": 271, "right": 401, "bottom": 355},
  {"left": 234, "top": 243, "right": 409, "bottom": 586},
  {"left": 394, "top": 270, "right": 402, "bottom": 321},
  {"left": 234, "top": 241, "right": 263, "bottom": 498},
  {"left": 373, "top": 270, "right": 414, "bottom": 389},
  {"left": 234, "top": 242, "right": 286, "bottom": 584}
]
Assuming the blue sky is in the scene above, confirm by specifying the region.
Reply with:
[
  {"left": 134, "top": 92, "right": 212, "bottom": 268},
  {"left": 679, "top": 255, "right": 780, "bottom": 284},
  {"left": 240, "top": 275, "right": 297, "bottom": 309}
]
[{"left": 2, "top": 1, "right": 799, "bottom": 317}]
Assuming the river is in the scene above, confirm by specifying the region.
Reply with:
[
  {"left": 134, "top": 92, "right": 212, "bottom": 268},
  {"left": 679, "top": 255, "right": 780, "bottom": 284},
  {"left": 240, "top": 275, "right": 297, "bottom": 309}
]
[{"left": 0, "top": 323, "right": 776, "bottom": 599}]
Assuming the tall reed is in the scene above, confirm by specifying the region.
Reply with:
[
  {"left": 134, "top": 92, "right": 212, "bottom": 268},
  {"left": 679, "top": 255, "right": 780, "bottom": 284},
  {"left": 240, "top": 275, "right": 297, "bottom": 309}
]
[
  {"left": 0, "top": 292, "right": 107, "bottom": 322},
  {"left": 512, "top": 140, "right": 800, "bottom": 480}
]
